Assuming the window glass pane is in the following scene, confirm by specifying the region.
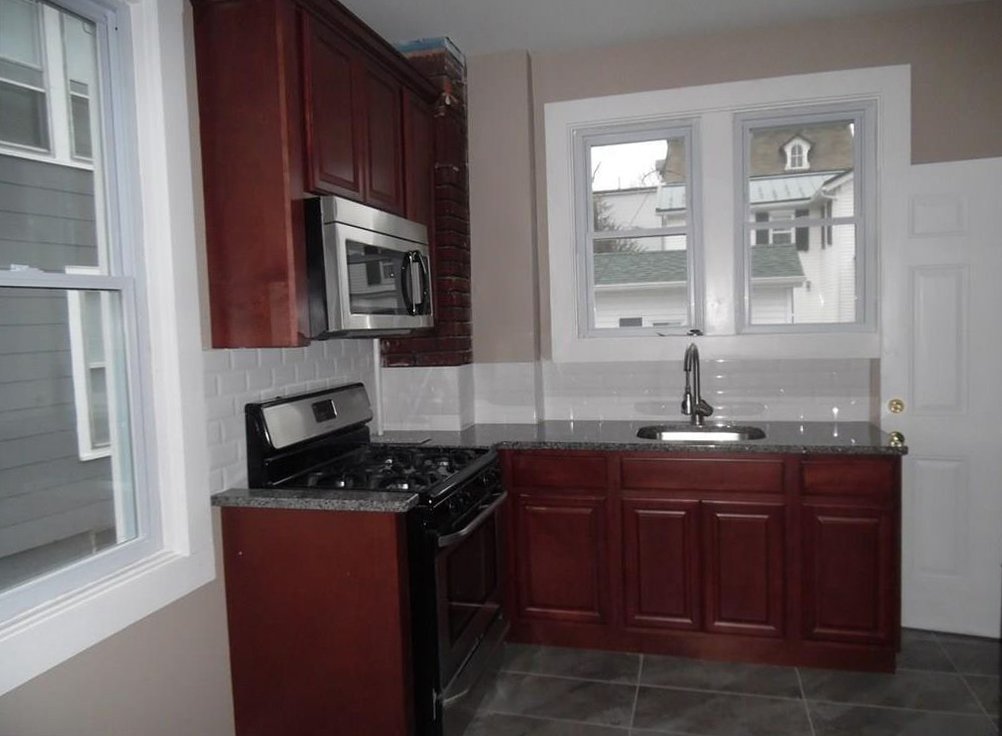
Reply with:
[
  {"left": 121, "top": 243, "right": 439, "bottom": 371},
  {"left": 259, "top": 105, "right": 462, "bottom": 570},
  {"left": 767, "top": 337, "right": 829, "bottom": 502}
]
[
  {"left": 749, "top": 224, "right": 857, "bottom": 325},
  {"left": 0, "top": 57, "right": 43, "bottom": 87},
  {"left": 747, "top": 119, "right": 856, "bottom": 220},
  {"left": 70, "top": 93, "right": 91, "bottom": 158},
  {"left": 63, "top": 12, "right": 97, "bottom": 160},
  {"left": 0, "top": 5, "right": 104, "bottom": 272},
  {"left": 592, "top": 234, "right": 690, "bottom": 329},
  {"left": 0, "top": 0, "right": 43, "bottom": 68},
  {"left": 0, "top": 286, "right": 136, "bottom": 593},
  {"left": 591, "top": 137, "right": 686, "bottom": 231},
  {"left": 0, "top": 79, "right": 49, "bottom": 149}
]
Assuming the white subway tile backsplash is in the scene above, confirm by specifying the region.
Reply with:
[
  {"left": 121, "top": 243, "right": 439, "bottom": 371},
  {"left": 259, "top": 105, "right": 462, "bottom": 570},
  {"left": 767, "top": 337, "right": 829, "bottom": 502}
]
[
  {"left": 202, "top": 340, "right": 375, "bottom": 493},
  {"left": 536, "top": 358, "right": 876, "bottom": 422}
]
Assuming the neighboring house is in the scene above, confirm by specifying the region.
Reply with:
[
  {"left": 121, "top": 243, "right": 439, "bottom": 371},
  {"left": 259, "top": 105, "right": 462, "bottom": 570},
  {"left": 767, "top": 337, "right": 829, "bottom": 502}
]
[
  {"left": 0, "top": 1, "right": 115, "bottom": 584},
  {"left": 592, "top": 121, "right": 855, "bottom": 327},
  {"left": 593, "top": 246, "right": 806, "bottom": 327}
]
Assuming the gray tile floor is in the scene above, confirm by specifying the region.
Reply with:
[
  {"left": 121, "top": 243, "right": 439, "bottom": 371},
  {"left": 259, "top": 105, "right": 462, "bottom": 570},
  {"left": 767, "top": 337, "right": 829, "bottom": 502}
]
[{"left": 469, "top": 629, "right": 1000, "bottom": 735}]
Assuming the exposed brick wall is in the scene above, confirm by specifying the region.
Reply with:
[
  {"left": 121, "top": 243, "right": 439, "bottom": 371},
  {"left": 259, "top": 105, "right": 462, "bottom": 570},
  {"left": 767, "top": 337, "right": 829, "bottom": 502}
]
[{"left": 381, "top": 44, "right": 472, "bottom": 367}]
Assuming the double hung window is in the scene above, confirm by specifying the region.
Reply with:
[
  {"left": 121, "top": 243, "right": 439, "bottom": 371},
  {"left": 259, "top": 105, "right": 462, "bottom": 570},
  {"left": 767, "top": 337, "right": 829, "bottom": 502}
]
[
  {"left": 737, "top": 104, "right": 875, "bottom": 329},
  {"left": 576, "top": 124, "right": 700, "bottom": 335},
  {"left": 0, "top": 0, "right": 149, "bottom": 620}
]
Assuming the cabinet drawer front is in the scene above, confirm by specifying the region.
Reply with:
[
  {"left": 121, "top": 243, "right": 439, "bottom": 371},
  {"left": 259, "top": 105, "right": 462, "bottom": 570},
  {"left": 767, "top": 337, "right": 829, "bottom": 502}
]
[
  {"left": 801, "top": 458, "right": 897, "bottom": 496},
  {"left": 621, "top": 457, "right": 783, "bottom": 493},
  {"left": 511, "top": 453, "right": 609, "bottom": 490}
]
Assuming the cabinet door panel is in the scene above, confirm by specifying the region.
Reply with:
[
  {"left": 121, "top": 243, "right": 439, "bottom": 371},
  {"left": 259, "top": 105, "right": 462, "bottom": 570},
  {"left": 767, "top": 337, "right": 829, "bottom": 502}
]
[
  {"left": 302, "top": 15, "right": 364, "bottom": 198},
  {"left": 803, "top": 504, "right": 895, "bottom": 644},
  {"left": 515, "top": 494, "right": 608, "bottom": 624},
  {"left": 363, "top": 64, "right": 404, "bottom": 213},
  {"left": 622, "top": 498, "right": 701, "bottom": 630},
  {"left": 403, "top": 92, "right": 434, "bottom": 228},
  {"left": 703, "top": 501, "right": 784, "bottom": 637}
]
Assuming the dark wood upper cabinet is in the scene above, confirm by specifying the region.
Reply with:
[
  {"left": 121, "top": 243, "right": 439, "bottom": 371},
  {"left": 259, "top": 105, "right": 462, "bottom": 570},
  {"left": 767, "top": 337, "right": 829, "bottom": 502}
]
[
  {"left": 191, "top": 0, "right": 437, "bottom": 347},
  {"left": 403, "top": 91, "right": 434, "bottom": 227},
  {"left": 302, "top": 12, "right": 365, "bottom": 199},
  {"left": 361, "top": 63, "right": 405, "bottom": 213}
]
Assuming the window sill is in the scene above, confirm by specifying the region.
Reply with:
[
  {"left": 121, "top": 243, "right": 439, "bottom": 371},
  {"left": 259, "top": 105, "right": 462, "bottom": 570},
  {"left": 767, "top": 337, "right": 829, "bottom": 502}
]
[{"left": 0, "top": 544, "right": 215, "bottom": 694}]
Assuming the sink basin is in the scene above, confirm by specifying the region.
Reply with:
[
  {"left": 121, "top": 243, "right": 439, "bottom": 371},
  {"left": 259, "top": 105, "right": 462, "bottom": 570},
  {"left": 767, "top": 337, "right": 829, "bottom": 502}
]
[{"left": 637, "top": 423, "right": 766, "bottom": 442}]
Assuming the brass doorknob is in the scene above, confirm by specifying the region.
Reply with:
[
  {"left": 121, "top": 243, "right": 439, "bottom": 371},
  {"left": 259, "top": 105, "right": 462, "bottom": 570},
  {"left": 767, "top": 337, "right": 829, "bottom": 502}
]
[
  {"left": 888, "top": 431, "right": 905, "bottom": 447},
  {"left": 888, "top": 398, "right": 905, "bottom": 414}
]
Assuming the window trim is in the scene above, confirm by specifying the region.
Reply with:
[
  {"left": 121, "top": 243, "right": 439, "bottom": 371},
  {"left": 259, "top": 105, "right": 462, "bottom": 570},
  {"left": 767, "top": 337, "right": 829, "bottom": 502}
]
[
  {"left": 543, "top": 66, "right": 910, "bottom": 362},
  {"left": 734, "top": 102, "right": 877, "bottom": 334},
  {"left": 0, "top": 0, "right": 214, "bottom": 696},
  {"left": 573, "top": 120, "right": 703, "bottom": 337}
]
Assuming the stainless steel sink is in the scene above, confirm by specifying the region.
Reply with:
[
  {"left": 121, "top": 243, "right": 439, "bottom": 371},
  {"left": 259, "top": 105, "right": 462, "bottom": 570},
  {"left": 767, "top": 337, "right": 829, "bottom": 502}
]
[{"left": 636, "top": 423, "right": 766, "bottom": 442}]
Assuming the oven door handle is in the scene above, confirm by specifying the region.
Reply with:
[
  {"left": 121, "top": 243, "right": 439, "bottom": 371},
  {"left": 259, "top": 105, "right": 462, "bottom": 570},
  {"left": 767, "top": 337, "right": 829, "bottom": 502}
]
[{"left": 437, "top": 491, "right": 507, "bottom": 549}]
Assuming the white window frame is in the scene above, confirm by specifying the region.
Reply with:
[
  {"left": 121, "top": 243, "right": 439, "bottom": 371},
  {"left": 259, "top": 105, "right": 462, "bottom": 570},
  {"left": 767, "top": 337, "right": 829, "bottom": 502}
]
[
  {"left": 574, "top": 121, "right": 702, "bottom": 337},
  {"left": 0, "top": 0, "right": 214, "bottom": 696},
  {"left": 65, "top": 266, "right": 112, "bottom": 460},
  {"left": 544, "top": 65, "right": 910, "bottom": 362},
  {"left": 736, "top": 103, "right": 877, "bottom": 333}
]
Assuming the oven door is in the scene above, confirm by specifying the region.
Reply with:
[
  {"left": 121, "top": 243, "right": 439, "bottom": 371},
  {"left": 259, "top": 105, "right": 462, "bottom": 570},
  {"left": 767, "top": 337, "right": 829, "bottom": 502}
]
[
  {"left": 434, "top": 491, "right": 506, "bottom": 690},
  {"left": 323, "top": 220, "right": 433, "bottom": 333}
]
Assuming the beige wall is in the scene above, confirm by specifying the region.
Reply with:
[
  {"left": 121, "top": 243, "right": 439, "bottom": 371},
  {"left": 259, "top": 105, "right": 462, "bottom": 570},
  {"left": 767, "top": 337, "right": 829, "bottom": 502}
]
[
  {"left": 468, "top": 51, "right": 540, "bottom": 364},
  {"left": 0, "top": 515, "right": 235, "bottom": 736},
  {"left": 468, "top": 1, "right": 1002, "bottom": 362}
]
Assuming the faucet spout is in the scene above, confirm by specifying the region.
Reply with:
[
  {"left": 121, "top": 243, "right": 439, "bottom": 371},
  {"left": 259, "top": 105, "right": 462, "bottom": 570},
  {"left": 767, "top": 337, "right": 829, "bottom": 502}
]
[{"left": 680, "top": 342, "right": 714, "bottom": 426}]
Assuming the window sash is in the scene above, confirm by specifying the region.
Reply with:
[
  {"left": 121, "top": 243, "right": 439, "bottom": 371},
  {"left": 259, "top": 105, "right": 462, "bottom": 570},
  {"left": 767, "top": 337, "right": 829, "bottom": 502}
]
[
  {"left": 735, "top": 102, "right": 875, "bottom": 333},
  {"left": 575, "top": 121, "right": 701, "bottom": 337},
  {"left": 0, "top": 0, "right": 157, "bottom": 625}
]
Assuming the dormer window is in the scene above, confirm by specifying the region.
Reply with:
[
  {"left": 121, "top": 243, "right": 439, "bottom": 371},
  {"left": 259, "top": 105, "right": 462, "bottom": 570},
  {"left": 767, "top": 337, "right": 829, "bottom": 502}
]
[{"left": 782, "top": 135, "right": 812, "bottom": 171}]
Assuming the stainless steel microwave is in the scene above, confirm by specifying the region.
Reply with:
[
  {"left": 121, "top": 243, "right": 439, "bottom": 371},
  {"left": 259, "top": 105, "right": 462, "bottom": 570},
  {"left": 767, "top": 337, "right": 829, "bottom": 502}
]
[{"left": 306, "top": 196, "right": 433, "bottom": 337}]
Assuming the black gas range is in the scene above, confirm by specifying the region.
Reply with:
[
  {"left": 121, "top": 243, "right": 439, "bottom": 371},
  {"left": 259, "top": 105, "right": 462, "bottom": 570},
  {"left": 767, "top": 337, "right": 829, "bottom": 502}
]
[{"left": 245, "top": 383, "right": 507, "bottom": 736}]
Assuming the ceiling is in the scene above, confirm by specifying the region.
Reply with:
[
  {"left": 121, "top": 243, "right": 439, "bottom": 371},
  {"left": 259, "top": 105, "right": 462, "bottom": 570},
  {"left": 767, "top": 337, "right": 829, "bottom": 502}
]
[{"left": 337, "top": 0, "right": 974, "bottom": 57}]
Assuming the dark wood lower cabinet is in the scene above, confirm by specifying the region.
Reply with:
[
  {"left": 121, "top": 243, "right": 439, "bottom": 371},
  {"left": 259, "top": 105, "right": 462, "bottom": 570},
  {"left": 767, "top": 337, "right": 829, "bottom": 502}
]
[
  {"left": 703, "top": 501, "right": 785, "bottom": 638},
  {"left": 504, "top": 450, "right": 901, "bottom": 672},
  {"left": 802, "top": 503, "right": 896, "bottom": 644},
  {"left": 622, "top": 497, "right": 701, "bottom": 630},
  {"left": 221, "top": 507, "right": 413, "bottom": 736},
  {"left": 515, "top": 493, "right": 609, "bottom": 624}
]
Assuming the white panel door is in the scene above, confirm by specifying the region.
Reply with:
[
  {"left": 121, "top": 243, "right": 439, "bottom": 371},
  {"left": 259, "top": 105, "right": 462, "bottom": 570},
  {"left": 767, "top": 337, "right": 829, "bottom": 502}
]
[{"left": 881, "top": 157, "right": 1002, "bottom": 636}]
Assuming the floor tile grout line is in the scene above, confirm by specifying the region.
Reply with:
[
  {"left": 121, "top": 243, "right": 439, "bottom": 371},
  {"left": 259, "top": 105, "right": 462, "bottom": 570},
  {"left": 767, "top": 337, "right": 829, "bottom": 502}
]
[
  {"left": 795, "top": 667, "right": 818, "bottom": 736},
  {"left": 804, "top": 696, "right": 989, "bottom": 716},
  {"left": 956, "top": 669, "right": 999, "bottom": 726},
  {"left": 477, "top": 706, "right": 631, "bottom": 730},
  {"left": 630, "top": 653, "right": 643, "bottom": 730},
  {"left": 499, "top": 667, "right": 641, "bottom": 686}
]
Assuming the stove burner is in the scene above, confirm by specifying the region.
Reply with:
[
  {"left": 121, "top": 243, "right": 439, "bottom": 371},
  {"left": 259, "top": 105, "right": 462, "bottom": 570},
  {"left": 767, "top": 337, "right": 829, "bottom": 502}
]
[{"left": 297, "top": 446, "right": 487, "bottom": 495}]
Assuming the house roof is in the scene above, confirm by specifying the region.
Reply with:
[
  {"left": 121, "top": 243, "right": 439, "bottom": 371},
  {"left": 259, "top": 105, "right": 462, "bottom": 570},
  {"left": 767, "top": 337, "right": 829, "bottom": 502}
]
[
  {"left": 655, "top": 169, "right": 851, "bottom": 212},
  {"left": 594, "top": 244, "right": 804, "bottom": 285}
]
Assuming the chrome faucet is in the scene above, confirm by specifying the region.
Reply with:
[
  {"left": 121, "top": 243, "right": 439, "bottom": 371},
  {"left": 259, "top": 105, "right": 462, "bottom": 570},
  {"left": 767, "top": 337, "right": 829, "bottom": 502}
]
[{"left": 681, "top": 343, "right": 714, "bottom": 426}]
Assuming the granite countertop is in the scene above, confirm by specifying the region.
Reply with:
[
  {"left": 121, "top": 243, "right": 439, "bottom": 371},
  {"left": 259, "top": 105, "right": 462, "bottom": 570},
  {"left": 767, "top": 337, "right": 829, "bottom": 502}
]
[
  {"left": 211, "top": 487, "right": 420, "bottom": 513},
  {"left": 373, "top": 420, "right": 907, "bottom": 456},
  {"left": 213, "top": 420, "right": 904, "bottom": 513}
]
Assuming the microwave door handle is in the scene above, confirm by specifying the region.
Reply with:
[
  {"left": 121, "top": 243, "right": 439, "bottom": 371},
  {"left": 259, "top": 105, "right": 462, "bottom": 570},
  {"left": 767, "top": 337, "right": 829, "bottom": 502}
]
[
  {"left": 400, "top": 251, "right": 416, "bottom": 315},
  {"left": 416, "top": 252, "right": 431, "bottom": 315}
]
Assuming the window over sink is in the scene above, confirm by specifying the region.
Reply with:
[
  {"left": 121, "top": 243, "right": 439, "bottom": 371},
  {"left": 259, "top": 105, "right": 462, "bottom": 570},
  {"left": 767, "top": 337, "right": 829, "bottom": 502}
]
[{"left": 544, "top": 66, "right": 907, "bottom": 362}]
